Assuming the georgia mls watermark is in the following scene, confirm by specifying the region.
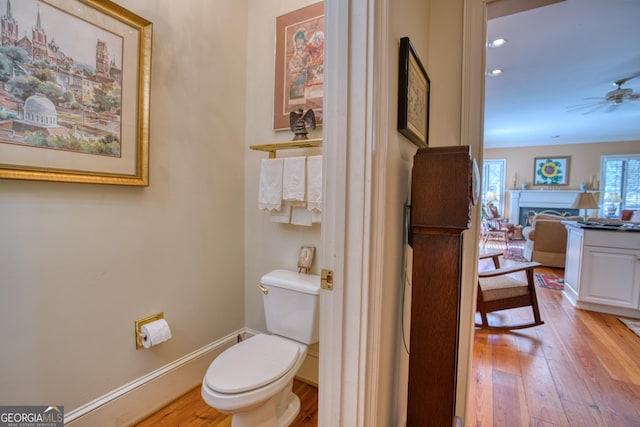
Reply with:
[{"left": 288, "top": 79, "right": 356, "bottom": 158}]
[{"left": 0, "top": 406, "right": 63, "bottom": 427}]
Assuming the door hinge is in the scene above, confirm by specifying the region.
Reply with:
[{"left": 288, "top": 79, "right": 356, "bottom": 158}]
[{"left": 321, "top": 269, "right": 334, "bottom": 290}]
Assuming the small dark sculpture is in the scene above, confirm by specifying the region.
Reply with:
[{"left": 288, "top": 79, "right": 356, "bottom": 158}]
[{"left": 289, "top": 108, "right": 316, "bottom": 140}]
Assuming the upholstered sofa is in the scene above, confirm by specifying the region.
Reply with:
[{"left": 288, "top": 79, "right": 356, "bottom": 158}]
[{"left": 522, "top": 213, "right": 583, "bottom": 268}]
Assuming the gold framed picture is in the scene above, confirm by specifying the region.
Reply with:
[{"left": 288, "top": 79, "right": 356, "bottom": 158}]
[
  {"left": 273, "top": 2, "right": 324, "bottom": 130},
  {"left": 0, "top": 0, "right": 152, "bottom": 186}
]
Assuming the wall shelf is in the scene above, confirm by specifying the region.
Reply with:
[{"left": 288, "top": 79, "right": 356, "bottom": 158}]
[{"left": 249, "top": 138, "right": 322, "bottom": 158}]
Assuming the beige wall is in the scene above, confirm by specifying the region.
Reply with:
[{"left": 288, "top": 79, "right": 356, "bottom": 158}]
[
  {"left": 0, "top": 0, "right": 247, "bottom": 411},
  {"left": 486, "top": 140, "right": 640, "bottom": 214},
  {"left": 243, "top": 0, "right": 323, "bottom": 333},
  {"left": 429, "top": 1, "right": 465, "bottom": 148}
]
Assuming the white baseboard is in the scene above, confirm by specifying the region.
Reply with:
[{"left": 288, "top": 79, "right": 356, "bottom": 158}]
[{"left": 65, "top": 330, "right": 242, "bottom": 426}]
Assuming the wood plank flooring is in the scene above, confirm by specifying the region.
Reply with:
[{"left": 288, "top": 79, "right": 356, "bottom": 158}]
[
  {"left": 135, "top": 248, "right": 640, "bottom": 427},
  {"left": 469, "top": 253, "right": 640, "bottom": 427},
  {"left": 134, "top": 379, "right": 317, "bottom": 427}
]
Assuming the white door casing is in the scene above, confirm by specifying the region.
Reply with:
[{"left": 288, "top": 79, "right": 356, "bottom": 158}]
[{"left": 319, "top": 0, "right": 381, "bottom": 425}]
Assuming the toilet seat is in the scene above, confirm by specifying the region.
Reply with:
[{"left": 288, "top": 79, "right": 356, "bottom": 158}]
[{"left": 205, "top": 334, "right": 300, "bottom": 394}]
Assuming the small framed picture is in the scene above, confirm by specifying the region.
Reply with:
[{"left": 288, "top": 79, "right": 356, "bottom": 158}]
[
  {"left": 297, "top": 246, "right": 315, "bottom": 273},
  {"left": 398, "top": 37, "right": 430, "bottom": 148},
  {"left": 533, "top": 156, "right": 570, "bottom": 185}
]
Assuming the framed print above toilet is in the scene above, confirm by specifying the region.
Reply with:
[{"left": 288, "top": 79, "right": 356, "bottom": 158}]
[{"left": 273, "top": 2, "right": 324, "bottom": 131}]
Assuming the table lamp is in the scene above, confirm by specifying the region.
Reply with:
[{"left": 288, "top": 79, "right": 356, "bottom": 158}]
[
  {"left": 571, "top": 192, "right": 598, "bottom": 221},
  {"left": 485, "top": 190, "right": 497, "bottom": 204},
  {"left": 604, "top": 192, "right": 622, "bottom": 217}
]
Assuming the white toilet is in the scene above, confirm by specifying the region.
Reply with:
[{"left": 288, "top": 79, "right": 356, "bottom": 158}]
[{"left": 201, "top": 269, "right": 320, "bottom": 427}]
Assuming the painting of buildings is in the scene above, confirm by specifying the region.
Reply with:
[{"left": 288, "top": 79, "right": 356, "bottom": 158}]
[{"left": 0, "top": 0, "right": 123, "bottom": 157}]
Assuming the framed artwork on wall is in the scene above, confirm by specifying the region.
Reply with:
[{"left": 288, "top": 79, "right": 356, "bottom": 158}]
[
  {"left": 297, "top": 246, "right": 315, "bottom": 273},
  {"left": 534, "top": 156, "right": 570, "bottom": 185},
  {"left": 273, "top": 2, "right": 324, "bottom": 131},
  {"left": 398, "top": 36, "right": 430, "bottom": 148},
  {"left": 0, "top": 0, "right": 152, "bottom": 186}
]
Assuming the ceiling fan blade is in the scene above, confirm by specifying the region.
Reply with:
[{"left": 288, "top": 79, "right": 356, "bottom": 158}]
[
  {"left": 582, "top": 103, "right": 608, "bottom": 114},
  {"left": 566, "top": 100, "right": 606, "bottom": 112}
]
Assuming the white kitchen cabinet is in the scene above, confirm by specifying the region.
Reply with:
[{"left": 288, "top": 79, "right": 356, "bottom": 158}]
[{"left": 563, "top": 222, "right": 640, "bottom": 317}]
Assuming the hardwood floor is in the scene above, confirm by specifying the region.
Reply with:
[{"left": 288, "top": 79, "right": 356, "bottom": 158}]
[
  {"left": 134, "top": 379, "right": 317, "bottom": 427},
  {"left": 469, "top": 252, "right": 640, "bottom": 426}
]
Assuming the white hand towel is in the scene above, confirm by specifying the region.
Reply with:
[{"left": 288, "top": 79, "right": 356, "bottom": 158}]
[
  {"left": 258, "top": 158, "right": 283, "bottom": 211},
  {"left": 270, "top": 201, "right": 292, "bottom": 223},
  {"left": 307, "top": 155, "right": 322, "bottom": 212},
  {"left": 291, "top": 206, "right": 313, "bottom": 226},
  {"left": 283, "top": 157, "right": 306, "bottom": 203}
]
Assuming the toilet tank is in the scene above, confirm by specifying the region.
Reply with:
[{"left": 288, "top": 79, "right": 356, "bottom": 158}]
[{"left": 260, "top": 269, "right": 321, "bottom": 344}]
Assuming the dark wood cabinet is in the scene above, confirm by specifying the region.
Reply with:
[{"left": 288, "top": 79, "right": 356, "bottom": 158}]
[{"left": 407, "top": 146, "right": 473, "bottom": 426}]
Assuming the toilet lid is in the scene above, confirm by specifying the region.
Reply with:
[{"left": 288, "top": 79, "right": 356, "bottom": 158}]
[{"left": 205, "top": 334, "right": 300, "bottom": 394}]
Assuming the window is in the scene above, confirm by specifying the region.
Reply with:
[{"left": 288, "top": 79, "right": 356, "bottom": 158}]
[
  {"left": 482, "top": 158, "right": 506, "bottom": 214},
  {"left": 600, "top": 154, "right": 640, "bottom": 216}
]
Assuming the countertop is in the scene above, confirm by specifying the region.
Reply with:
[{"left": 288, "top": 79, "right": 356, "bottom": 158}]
[{"left": 562, "top": 220, "right": 640, "bottom": 232}]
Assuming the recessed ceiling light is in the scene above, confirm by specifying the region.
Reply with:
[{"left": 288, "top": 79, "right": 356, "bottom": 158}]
[
  {"left": 487, "top": 69, "right": 503, "bottom": 77},
  {"left": 488, "top": 38, "right": 507, "bottom": 48}
]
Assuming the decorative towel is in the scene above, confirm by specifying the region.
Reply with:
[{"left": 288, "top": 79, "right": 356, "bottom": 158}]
[
  {"left": 258, "top": 158, "right": 283, "bottom": 211},
  {"left": 311, "top": 211, "right": 322, "bottom": 223},
  {"left": 306, "top": 155, "right": 322, "bottom": 213},
  {"left": 291, "top": 206, "right": 313, "bottom": 226},
  {"left": 283, "top": 157, "right": 306, "bottom": 204},
  {"left": 270, "top": 201, "right": 292, "bottom": 223}
]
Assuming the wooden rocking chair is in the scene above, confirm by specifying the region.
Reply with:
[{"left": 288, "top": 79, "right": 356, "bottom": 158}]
[
  {"left": 481, "top": 203, "right": 510, "bottom": 247},
  {"left": 476, "top": 260, "right": 544, "bottom": 330}
]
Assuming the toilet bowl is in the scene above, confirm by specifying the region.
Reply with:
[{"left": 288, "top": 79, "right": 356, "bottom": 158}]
[
  {"left": 201, "top": 334, "right": 307, "bottom": 426},
  {"left": 201, "top": 270, "right": 320, "bottom": 427}
]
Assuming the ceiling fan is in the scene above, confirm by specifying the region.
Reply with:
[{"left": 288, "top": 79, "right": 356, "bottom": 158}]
[{"left": 567, "top": 72, "right": 640, "bottom": 114}]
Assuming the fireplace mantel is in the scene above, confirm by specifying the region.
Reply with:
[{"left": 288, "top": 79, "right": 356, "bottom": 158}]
[{"left": 507, "top": 190, "right": 599, "bottom": 225}]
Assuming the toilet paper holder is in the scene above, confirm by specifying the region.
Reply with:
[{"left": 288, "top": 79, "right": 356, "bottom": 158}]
[{"left": 135, "top": 312, "right": 164, "bottom": 349}]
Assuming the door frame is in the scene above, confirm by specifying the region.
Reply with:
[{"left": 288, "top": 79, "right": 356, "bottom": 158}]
[{"left": 319, "top": 0, "right": 383, "bottom": 425}]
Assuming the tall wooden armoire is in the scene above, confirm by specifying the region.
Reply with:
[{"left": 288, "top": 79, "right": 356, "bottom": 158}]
[{"left": 407, "top": 146, "right": 475, "bottom": 426}]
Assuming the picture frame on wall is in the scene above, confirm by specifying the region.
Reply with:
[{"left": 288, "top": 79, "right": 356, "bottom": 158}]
[
  {"left": 534, "top": 156, "right": 570, "bottom": 185},
  {"left": 297, "top": 246, "right": 315, "bottom": 274},
  {"left": 0, "top": 0, "right": 152, "bottom": 186},
  {"left": 273, "top": 2, "right": 324, "bottom": 131},
  {"left": 398, "top": 36, "right": 430, "bottom": 148}
]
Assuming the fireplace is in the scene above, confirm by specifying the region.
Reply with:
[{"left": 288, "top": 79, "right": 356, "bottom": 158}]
[
  {"left": 518, "top": 207, "right": 579, "bottom": 226},
  {"left": 507, "top": 190, "right": 596, "bottom": 226}
]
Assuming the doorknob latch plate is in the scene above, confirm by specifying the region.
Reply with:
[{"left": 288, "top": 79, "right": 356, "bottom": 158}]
[{"left": 321, "top": 269, "right": 334, "bottom": 291}]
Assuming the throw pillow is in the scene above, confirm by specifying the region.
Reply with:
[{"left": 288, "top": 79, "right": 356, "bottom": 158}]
[{"left": 631, "top": 210, "right": 640, "bottom": 223}]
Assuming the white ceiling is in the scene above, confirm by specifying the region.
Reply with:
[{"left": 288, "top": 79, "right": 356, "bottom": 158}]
[{"left": 484, "top": 0, "right": 640, "bottom": 149}]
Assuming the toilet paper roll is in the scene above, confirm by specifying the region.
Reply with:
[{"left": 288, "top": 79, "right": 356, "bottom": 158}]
[{"left": 141, "top": 319, "right": 172, "bottom": 349}]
